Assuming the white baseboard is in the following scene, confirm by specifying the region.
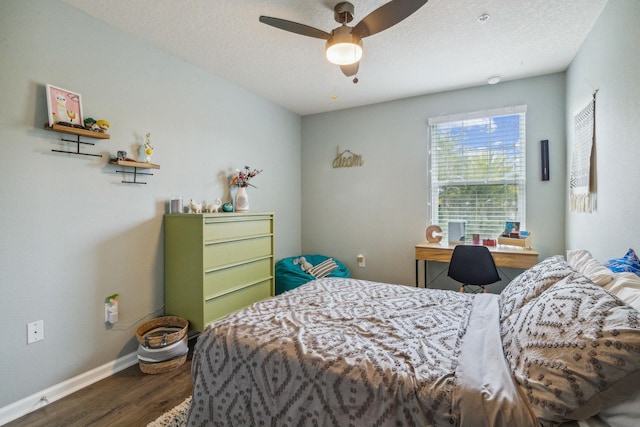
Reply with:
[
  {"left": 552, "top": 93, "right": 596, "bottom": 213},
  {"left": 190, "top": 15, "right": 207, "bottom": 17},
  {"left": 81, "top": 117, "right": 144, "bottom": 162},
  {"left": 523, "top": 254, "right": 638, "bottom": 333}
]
[{"left": 0, "top": 352, "right": 138, "bottom": 426}]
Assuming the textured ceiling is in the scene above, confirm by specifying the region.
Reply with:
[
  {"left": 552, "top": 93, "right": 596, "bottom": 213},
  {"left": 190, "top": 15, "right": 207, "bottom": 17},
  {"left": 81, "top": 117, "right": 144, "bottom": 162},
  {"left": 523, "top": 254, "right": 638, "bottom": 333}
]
[{"left": 62, "top": 0, "right": 607, "bottom": 116}]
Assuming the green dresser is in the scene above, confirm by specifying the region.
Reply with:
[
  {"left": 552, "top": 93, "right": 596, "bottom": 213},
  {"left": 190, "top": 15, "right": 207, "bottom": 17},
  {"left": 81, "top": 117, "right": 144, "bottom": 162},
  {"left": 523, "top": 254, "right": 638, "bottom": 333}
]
[{"left": 164, "top": 212, "right": 274, "bottom": 331}]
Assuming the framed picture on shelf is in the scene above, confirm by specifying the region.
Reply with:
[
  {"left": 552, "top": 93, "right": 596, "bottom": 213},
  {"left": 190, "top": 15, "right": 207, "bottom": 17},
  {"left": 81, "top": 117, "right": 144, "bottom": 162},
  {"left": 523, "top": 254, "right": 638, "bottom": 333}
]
[
  {"left": 46, "top": 84, "right": 83, "bottom": 127},
  {"left": 503, "top": 221, "right": 520, "bottom": 234}
]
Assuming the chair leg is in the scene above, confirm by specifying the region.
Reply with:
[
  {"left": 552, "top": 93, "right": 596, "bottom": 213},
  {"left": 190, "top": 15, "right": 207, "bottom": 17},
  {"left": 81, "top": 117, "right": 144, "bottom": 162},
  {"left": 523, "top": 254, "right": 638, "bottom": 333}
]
[{"left": 459, "top": 284, "right": 489, "bottom": 294}]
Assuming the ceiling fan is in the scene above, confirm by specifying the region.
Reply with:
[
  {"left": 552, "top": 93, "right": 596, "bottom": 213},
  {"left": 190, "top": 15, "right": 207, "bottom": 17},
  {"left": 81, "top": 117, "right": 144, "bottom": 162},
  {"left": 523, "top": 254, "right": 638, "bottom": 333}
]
[{"left": 259, "top": 1, "right": 428, "bottom": 80}]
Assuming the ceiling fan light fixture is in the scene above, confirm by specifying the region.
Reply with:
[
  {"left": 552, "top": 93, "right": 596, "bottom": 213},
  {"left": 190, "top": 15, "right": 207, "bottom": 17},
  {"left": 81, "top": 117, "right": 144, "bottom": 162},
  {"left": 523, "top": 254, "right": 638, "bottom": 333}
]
[
  {"left": 326, "top": 42, "right": 363, "bottom": 65},
  {"left": 260, "top": 0, "right": 428, "bottom": 75},
  {"left": 326, "top": 26, "right": 362, "bottom": 65}
]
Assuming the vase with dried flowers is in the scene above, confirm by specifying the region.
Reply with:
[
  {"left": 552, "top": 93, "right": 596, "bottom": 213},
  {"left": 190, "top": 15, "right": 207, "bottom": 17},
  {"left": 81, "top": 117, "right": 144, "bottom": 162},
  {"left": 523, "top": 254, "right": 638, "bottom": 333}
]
[{"left": 230, "top": 166, "right": 262, "bottom": 212}]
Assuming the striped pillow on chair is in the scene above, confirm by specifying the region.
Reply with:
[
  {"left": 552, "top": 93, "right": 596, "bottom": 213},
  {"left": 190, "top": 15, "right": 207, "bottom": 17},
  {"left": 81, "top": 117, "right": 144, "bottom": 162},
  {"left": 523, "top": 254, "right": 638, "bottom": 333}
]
[{"left": 308, "top": 258, "right": 339, "bottom": 278}]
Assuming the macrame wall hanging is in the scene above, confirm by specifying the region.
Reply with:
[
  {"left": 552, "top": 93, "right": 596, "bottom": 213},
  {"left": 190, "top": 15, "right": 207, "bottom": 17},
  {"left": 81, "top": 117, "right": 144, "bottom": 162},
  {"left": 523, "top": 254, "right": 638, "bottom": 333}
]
[{"left": 569, "top": 90, "right": 598, "bottom": 213}]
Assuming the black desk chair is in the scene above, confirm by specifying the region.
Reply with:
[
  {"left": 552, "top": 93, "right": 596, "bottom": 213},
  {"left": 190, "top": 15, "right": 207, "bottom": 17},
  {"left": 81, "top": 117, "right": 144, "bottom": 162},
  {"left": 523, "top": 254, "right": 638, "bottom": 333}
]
[{"left": 447, "top": 245, "right": 500, "bottom": 293}]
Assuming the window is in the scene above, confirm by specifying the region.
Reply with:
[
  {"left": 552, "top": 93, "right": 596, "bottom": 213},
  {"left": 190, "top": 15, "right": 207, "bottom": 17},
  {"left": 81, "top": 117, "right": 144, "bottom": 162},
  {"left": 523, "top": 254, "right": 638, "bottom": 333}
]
[{"left": 428, "top": 105, "right": 526, "bottom": 241}]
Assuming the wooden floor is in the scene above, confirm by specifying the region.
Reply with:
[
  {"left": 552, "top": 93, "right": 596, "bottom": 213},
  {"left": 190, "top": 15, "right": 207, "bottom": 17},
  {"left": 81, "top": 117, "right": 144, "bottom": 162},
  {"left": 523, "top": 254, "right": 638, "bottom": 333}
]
[{"left": 5, "top": 339, "right": 194, "bottom": 427}]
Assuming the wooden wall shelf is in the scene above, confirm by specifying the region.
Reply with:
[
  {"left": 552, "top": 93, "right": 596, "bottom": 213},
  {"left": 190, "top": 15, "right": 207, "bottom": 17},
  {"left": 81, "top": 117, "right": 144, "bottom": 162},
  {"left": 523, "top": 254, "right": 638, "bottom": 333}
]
[
  {"left": 109, "top": 159, "right": 160, "bottom": 169},
  {"left": 44, "top": 123, "right": 110, "bottom": 139},
  {"left": 109, "top": 159, "right": 160, "bottom": 184},
  {"left": 43, "top": 123, "right": 161, "bottom": 184},
  {"left": 44, "top": 123, "right": 110, "bottom": 157}
]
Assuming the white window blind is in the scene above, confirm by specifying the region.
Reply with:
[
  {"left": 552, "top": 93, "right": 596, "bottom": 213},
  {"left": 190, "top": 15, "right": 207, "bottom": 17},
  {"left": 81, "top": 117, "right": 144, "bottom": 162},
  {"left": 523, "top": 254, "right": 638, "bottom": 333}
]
[{"left": 428, "top": 105, "right": 527, "bottom": 241}]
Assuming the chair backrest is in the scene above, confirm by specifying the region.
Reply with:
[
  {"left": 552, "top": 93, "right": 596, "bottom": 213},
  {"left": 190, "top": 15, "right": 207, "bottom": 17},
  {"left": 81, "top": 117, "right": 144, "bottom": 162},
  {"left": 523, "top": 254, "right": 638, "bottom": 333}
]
[{"left": 447, "top": 245, "right": 500, "bottom": 286}]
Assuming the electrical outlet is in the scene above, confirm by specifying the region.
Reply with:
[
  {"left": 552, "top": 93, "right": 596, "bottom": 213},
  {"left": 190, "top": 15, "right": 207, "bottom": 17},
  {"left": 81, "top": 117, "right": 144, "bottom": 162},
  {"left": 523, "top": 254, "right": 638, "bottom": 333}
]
[
  {"left": 357, "top": 254, "right": 366, "bottom": 268},
  {"left": 27, "top": 320, "right": 44, "bottom": 344},
  {"left": 105, "top": 294, "right": 119, "bottom": 324}
]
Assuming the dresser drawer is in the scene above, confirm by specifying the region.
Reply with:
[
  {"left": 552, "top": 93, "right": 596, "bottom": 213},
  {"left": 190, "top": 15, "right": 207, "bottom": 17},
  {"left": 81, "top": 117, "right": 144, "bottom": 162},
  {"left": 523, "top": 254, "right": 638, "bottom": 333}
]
[
  {"left": 203, "top": 216, "right": 272, "bottom": 241},
  {"left": 204, "top": 257, "right": 272, "bottom": 296},
  {"left": 204, "top": 236, "right": 272, "bottom": 268},
  {"left": 165, "top": 212, "right": 274, "bottom": 332},
  {"left": 203, "top": 280, "right": 272, "bottom": 325}
]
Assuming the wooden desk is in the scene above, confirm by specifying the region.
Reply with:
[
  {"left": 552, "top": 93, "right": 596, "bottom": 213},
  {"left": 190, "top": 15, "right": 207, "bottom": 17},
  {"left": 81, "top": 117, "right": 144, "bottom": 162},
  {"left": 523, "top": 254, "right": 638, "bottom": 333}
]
[{"left": 415, "top": 242, "right": 539, "bottom": 287}]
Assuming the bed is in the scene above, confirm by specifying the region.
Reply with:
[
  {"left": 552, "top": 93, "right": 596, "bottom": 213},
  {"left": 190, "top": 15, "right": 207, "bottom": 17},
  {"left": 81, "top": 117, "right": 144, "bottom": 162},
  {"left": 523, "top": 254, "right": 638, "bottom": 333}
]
[{"left": 187, "top": 252, "right": 640, "bottom": 426}]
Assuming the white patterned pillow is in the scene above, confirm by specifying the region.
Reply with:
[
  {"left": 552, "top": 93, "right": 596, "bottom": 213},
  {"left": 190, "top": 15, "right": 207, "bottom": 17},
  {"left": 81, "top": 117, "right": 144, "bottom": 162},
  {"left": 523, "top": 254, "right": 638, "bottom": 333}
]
[
  {"left": 499, "top": 255, "right": 574, "bottom": 321},
  {"left": 566, "top": 249, "right": 615, "bottom": 287},
  {"left": 604, "top": 272, "right": 640, "bottom": 312},
  {"left": 501, "top": 273, "right": 640, "bottom": 423}
]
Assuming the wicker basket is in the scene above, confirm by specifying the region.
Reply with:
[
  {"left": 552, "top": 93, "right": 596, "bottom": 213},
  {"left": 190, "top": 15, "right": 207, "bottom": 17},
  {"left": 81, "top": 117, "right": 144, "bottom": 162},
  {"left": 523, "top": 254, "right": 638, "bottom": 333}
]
[
  {"left": 137, "top": 317, "right": 189, "bottom": 375},
  {"left": 136, "top": 316, "right": 188, "bottom": 349},
  {"left": 138, "top": 338, "right": 188, "bottom": 375},
  {"left": 139, "top": 353, "right": 187, "bottom": 374}
]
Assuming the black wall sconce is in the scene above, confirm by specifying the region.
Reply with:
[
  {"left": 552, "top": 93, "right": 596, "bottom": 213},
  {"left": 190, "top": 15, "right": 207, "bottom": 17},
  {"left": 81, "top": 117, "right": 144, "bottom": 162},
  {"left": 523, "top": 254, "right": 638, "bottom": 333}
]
[{"left": 541, "top": 140, "right": 550, "bottom": 181}]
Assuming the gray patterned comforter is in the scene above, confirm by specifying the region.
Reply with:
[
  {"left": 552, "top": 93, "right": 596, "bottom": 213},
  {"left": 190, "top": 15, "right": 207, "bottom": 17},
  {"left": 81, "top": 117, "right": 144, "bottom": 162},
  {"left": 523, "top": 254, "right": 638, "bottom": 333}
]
[{"left": 187, "top": 278, "right": 539, "bottom": 426}]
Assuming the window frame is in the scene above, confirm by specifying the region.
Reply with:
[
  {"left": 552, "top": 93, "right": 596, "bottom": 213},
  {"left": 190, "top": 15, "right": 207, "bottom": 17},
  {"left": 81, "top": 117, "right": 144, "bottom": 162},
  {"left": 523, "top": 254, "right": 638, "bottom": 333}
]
[{"left": 427, "top": 105, "right": 527, "bottom": 241}]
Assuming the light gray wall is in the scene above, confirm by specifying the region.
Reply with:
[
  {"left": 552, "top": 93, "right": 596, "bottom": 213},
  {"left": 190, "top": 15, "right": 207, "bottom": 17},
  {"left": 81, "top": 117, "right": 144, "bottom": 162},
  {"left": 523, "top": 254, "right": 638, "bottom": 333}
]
[
  {"left": 301, "top": 74, "right": 567, "bottom": 291},
  {"left": 565, "top": 0, "right": 640, "bottom": 261},
  {"left": 0, "top": 0, "right": 301, "bottom": 408}
]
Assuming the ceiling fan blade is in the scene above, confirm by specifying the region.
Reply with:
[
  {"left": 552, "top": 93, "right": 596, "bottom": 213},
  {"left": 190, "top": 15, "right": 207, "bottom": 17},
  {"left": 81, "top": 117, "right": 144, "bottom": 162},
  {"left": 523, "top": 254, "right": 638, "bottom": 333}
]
[
  {"left": 340, "top": 61, "right": 359, "bottom": 77},
  {"left": 353, "top": 0, "right": 428, "bottom": 38},
  {"left": 259, "top": 16, "right": 331, "bottom": 40}
]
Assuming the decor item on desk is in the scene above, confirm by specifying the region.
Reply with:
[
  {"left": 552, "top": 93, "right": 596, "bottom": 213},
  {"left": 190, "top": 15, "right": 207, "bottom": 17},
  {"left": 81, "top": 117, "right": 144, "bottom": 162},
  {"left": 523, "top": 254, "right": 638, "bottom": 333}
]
[
  {"left": 189, "top": 199, "right": 202, "bottom": 213},
  {"left": 235, "top": 186, "right": 250, "bottom": 212},
  {"left": 95, "top": 119, "right": 110, "bottom": 133},
  {"left": 425, "top": 224, "right": 442, "bottom": 243},
  {"left": 84, "top": 117, "right": 98, "bottom": 131},
  {"left": 502, "top": 221, "right": 520, "bottom": 235},
  {"left": 170, "top": 196, "right": 183, "bottom": 214},
  {"left": 83, "top": 117, "right": 110, "bottom": 133},
  {"left": 499, "top": 222, "right": 532, "bottom": 247},
  {"left": 46, "top": 84, "right": 83, "bottom": 127},
  {"left": 139, "top": 132, "right": 154, "bottom": 163},
  {"left": 497, "top": 231, "right": 533, "bottom": 248},
  {"left": 229, "top": 165, "right": 262, "bottom": 212},
  {"left": 448, "top": 221, "right": 465, "bottom": 243},
  {"left": 221, "top": 202, "right": 233, "bottom": 212},
  {"left": 207, "top": 198, "right": 222, "bottom": 213}
]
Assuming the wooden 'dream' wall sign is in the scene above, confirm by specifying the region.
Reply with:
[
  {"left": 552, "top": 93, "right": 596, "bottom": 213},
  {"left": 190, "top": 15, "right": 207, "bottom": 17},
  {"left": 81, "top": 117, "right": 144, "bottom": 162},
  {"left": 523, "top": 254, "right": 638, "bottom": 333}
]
[{"left": 333, "top": 146, "right": 364, "bottom": 168}]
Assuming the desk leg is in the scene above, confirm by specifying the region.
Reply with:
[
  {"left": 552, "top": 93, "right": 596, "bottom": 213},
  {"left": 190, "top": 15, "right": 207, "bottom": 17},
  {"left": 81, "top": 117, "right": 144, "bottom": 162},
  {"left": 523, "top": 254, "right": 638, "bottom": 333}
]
[
  {"left": 424, "top": 260, "right": 427, "bottom": 288},
  {"left": 415, "top": 260, "right": 429, "bottom": 288}
]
